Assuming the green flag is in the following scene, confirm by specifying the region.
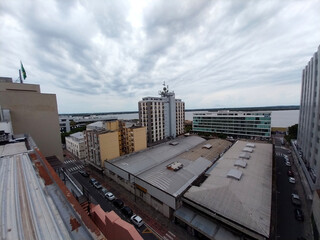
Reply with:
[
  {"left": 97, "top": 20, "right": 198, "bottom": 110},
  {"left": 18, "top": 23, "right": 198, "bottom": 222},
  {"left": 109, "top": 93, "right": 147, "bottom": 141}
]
[{"left": 20, "top": 61, "right": 27, "bottom": 79}]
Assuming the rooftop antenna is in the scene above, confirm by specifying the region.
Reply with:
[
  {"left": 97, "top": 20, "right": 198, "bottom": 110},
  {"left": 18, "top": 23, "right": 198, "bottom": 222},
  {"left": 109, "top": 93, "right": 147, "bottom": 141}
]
[{"left": 159, "top": 81, "right": 169, "bottom": 97}]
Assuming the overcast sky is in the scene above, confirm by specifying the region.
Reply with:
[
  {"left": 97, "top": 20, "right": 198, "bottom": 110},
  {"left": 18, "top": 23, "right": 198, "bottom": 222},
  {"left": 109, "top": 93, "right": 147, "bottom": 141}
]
[{"left": 1, "top": 0, "right": 320, "bottom": 113}]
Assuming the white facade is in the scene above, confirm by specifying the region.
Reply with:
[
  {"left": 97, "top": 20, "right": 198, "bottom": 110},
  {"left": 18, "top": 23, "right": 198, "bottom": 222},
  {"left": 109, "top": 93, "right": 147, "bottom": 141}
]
[
  {"left": 297, "top": 45, "right": 320, "bottom": 189},
  {"left": 65, "top": 132, "right": 87, "bottom": 161},
  {"left": 138, "top": 85, "right": 185, "bottom": 143}
]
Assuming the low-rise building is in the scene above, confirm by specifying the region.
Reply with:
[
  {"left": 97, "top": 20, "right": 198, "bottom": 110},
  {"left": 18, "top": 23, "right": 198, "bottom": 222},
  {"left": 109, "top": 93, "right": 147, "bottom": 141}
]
[
  {"left": 84, "top": 120, "right": 147, "bottom": 169},
  {"left": 179, "top": 140, "right": 273, "bottom": 240},
  {"left": 65, "top": 132, "right": 87, "bottom": 161},
  {"left": 104, "top": 135, "right": 232, "bottom": 217},
  {"left": 193, "top": 111, "right": 271, "bottom": 139}
]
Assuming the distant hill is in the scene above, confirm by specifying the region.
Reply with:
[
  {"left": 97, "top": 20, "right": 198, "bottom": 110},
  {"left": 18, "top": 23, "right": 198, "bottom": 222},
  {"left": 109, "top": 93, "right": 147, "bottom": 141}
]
[{"left": 60, "top": 105, "right": 299, "bottom": 116}]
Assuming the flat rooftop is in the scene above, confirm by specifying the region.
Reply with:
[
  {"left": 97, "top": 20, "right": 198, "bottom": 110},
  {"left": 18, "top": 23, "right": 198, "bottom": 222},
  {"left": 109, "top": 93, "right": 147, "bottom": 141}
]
[
  {"left": 183, "top": 140, "right": 273, "bottom": 239},
  {"left": 108, "top": 136, "right": 232, "bottom": 197}
]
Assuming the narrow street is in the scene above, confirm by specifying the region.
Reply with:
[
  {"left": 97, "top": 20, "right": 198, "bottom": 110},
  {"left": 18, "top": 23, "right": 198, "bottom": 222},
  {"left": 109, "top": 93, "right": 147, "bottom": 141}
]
[{"left": 273, "top": 135, "right": 312, "bottom": 240}]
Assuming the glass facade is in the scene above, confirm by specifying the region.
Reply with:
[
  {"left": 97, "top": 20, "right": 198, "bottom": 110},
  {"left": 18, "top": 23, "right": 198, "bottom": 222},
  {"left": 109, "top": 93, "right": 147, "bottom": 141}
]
[{"left": 193, "top": 112, "right": 271, "bottom": 137}]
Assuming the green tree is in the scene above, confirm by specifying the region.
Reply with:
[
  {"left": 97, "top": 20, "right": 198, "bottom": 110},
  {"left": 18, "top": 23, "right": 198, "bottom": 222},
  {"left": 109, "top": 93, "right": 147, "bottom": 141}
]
[{"left": 284, "top": 124, "right": 298, "bottom": 142}]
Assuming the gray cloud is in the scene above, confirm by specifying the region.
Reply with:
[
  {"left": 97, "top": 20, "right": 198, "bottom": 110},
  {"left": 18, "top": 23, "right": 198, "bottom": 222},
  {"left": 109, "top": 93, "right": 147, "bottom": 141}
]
[{"left": 0, "top": 0, "right": 320, "bottom": 113}]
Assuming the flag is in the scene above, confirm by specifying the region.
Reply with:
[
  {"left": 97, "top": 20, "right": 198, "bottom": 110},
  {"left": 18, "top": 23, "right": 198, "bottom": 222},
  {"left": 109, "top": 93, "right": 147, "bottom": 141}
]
[{"left": 20, "top": 61, "right": 27, "bottom": 79}]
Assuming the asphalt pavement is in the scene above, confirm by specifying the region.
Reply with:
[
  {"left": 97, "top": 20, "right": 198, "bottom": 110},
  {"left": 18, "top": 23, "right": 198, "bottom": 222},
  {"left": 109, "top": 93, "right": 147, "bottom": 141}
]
[{"left": 274, "top": 135, "right": 312, "bottom": 240}]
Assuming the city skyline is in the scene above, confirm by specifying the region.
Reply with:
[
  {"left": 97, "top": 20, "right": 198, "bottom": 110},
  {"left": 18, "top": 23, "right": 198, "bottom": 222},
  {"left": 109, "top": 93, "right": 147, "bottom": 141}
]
[{"left": 1, "top": 0, "right": 320, "bottom": 113}]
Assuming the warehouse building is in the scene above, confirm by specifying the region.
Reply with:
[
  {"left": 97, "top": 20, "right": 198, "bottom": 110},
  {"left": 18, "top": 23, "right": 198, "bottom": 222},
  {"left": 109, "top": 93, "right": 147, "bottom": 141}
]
[
  {"left": 178, "top": 140, "right": 273, "bottom": 240},
  {"left": 105, "top": 135, "right": 232, "bottom": 217}
]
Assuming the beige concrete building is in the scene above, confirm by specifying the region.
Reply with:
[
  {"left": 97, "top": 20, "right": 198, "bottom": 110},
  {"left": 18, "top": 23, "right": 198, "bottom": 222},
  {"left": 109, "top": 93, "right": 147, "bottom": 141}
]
[
  {"left": 0, "top": 77, "right": 63, "bottom": 160},
  {"left": 138, "top": 84, "right": 185, "bottom": 144},
  {"left": 65, "top": 132, "right": 87, "bottom": 161},
  {"left": 84, "top": 120, "right": 147, "bottom": 169}
]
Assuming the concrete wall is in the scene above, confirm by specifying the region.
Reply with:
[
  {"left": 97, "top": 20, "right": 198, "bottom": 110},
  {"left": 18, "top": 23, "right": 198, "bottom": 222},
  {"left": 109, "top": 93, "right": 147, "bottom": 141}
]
[
  {"left": 99, "top": 131, "right": 120, "bottom": 166},
  {"left": 90, "top": 205, "right": 143, "bottom": 240},
  {"left": 106, "top": 120, "right": 119, "bottom": 131},
  {"left": 133, "top": 127, "right": 147, "bottom": 152},
  {"left": 0, "top": 83, "right": 63, "bottom": 160},
  {"left": 312, "top": 191, "right": 320, "bottom": 238}
]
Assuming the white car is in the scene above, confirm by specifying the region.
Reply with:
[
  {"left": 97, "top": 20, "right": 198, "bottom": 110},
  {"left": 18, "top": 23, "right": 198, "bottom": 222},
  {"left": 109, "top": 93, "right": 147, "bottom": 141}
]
[
  {"left": 131, "top": 215, "right": 144, "bottom": 228},
  {"left": 105, "top": 192, "right": 115, "bottom": 201},
  {"left": 93, "top": 181, "right": 102, "bottom": 189},
  {"left": 289, "top": 177, "right": 296, "bottom": 184},
  {"left": 285, "top": 161, "right": 291, "bottom": 167}
]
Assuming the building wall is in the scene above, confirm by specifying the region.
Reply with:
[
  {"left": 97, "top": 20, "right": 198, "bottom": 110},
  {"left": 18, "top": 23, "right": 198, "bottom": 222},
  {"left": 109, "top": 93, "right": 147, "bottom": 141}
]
[
  {"left": 99, "top": 131, "right": 120, "bottom": 166},
  {"left": 176, "top": 101, "right": 185, "bottom": 136},
  {"left": 312, "top": 191, "right": 320, "bottom": 240},
  {"left": 0, "top": 82, "right": 63, "bottom": 160},
  {"left": 297, "top": 45, "right": 320, "bottom": 189},
  {"left": 106, "top": 120, "right": 119, "bottom": 131},
  {"left": 132, "top": 127, "right": 147, "bottom": 152},
  {"left": 193, "top": 111, "right": 271, "bottom": 138},
  {"left": 65, "top": 135, "right": 87, "bottom": 160}
]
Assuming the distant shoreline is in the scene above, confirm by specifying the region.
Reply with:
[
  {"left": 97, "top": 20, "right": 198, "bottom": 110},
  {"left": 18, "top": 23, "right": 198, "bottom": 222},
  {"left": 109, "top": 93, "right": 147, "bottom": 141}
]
[{"left": 59, "top": 105, "right": 299, "bottom": 116}]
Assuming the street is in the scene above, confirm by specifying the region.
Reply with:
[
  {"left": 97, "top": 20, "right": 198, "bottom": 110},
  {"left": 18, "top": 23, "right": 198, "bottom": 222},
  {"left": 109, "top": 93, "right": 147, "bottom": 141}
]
[{"left": 274, "top": 135, "right": 310, "bottom": 239}]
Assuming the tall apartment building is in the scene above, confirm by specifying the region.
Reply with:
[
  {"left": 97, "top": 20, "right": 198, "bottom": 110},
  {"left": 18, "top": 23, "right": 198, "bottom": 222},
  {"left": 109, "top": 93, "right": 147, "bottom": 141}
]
[
  {"left": 138, "top": 84, "right": 185, "bottom": 144},
  {"left": 193, "top": 111, "right": 271, "bottom": 138},
  {"left": 297, "top": 45, "right": 320, "bottom": 190},
  {"left": 65, "top": 132, "right": 87, "bottom": 161},
  {"left": 84, "top": 120, "right": 147, "bottom": 169},
  {"left": 0, "top": 77, "right": 63, "bottom": 160}
]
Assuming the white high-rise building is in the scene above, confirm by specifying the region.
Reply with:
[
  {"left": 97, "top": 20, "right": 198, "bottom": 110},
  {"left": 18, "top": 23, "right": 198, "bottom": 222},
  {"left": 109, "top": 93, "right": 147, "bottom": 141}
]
[
  {"left": 138, "top": 84, "right": 185, "bottom": 144},
  {"left": 297, "top": 45, "right": 320, "bottom": 190}
]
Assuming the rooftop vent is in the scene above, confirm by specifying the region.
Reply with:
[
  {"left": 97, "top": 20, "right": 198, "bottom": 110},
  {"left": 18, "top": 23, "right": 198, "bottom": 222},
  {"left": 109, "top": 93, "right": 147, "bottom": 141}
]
[
  {"left": 202, "top": 144, "right": 212, "bottom": 149},
  {"left": 234, "top": 159, "right": 247, "bottom": 168},
  {"left": 167, "top": 161, "right": 183, "bottom": 171},
  {"left": 243, "top": 147, "right": 253, "bottom": 153},
  {"left": 227, "top": 169, "right": 243, "bottom": 180},
  {"left": 239, "top": 152, "right": 250, "bottom": 159},
  {"left": 246, "top": 143, "right": 255, "bottom": 148},
  {"left": 169, "top": 141, "right": 179, "bottom": 146}
]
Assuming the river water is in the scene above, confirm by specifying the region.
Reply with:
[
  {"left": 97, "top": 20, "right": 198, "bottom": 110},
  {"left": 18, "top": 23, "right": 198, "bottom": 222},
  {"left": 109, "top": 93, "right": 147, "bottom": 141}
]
[{"left": 100, "top": 110, "right": 299, "bottom": 128}]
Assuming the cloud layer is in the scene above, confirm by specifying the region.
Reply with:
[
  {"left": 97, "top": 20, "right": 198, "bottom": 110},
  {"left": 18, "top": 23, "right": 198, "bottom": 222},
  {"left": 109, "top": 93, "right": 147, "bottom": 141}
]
[{"left": 1, "top": 0, "right": 320, "bottom": 113}]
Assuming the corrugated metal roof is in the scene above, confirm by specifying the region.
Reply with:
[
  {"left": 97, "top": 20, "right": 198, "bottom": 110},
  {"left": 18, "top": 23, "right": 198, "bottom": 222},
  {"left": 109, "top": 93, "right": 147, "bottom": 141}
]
[
  {"left": 0, "top": 142, "right": 97, "bottom": 240},
  {"left": 184, "top": 140, "right": 273, "bottom": 239}
]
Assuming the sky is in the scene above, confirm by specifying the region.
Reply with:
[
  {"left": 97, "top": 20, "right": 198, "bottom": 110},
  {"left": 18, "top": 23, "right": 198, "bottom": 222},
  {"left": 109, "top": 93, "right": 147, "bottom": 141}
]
[{"left": 1, "top": 0, "right": 320, "bottom": 113}]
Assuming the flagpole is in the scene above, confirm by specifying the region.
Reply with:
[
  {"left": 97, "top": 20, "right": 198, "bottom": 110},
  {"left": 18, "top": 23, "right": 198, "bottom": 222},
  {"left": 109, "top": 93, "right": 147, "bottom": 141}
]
[{"left": 19, "top": 69, "right": 23, "bottom": 83}]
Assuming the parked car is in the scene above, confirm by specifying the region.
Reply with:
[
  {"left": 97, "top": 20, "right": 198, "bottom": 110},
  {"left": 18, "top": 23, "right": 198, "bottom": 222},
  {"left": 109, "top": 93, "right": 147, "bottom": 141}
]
[
  {"left": 285, "top": 161, "right": 291, "bottom": 167},
  {"left": 121, "top": 206, "right": 133, "bottom": 217},
  {"left": 101, "top": 187, "right": 108, "bottom": 195},
  {"left": 89, "top": 178, "right": 97, "bottom": 184},
  {"left": 294, "top": 208, "right": 304, "bottom": 221},
  {"left": 131, "top": 215, "right": 144, "bottom": 228},
  {"left": 93, "top": 181, "right": 102, "bottom": 189},
  {"left": 287, "top": 169, "right": 294, "bottom": 177},
  {"left": 113, "top": 199, "right": 124, "bottom": 208},
  {"left": 79, "top": 170, "right": 89, "bottom": 177},
  {"left": 289, "top": 177, "right": 296, "bottom": 184},
  {"left": 105, "top": 192, "right": 115, "bottom": 201},
  {"left": 291, "top": 193, "right": 302, "bottom": 207}
]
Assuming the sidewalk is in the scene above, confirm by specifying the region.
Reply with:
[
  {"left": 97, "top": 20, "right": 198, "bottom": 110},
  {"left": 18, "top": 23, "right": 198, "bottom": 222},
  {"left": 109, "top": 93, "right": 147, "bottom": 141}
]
[{"left": 86, "top": 165, "right": 196, "bottom": 240}]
